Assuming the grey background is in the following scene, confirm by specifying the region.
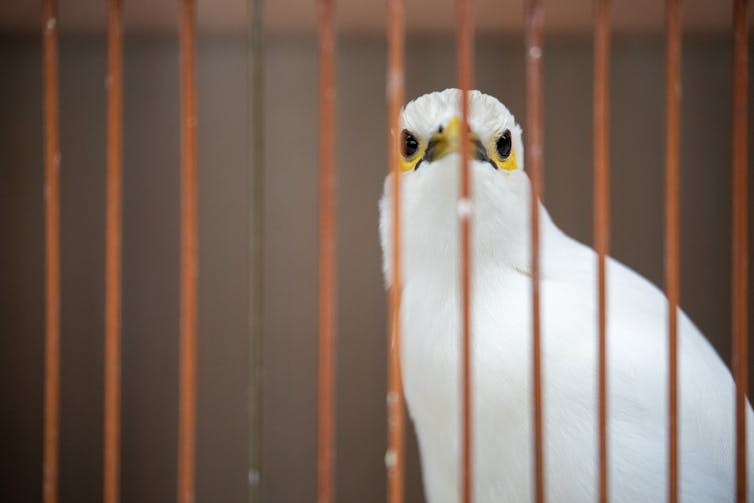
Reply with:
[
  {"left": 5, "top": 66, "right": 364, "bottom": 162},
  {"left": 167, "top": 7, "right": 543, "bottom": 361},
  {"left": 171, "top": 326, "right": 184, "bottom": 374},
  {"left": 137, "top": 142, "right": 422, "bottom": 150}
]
[{"left": 1, "top": 31, "right": 753, "bottom": 502}]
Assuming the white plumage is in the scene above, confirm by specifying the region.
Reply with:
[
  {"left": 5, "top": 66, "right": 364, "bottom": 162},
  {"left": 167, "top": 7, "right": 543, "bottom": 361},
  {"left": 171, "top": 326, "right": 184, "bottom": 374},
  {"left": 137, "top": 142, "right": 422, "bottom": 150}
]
[{"left": 379, "top": 89, "right": 753, "bottom": 502}]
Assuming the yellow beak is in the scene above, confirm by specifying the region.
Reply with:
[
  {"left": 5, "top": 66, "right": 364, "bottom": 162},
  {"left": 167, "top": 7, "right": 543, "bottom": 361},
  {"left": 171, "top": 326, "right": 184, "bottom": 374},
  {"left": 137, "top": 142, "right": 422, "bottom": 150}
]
[{"left": 425, "top": 116, "right": 474, "bottom": 162}]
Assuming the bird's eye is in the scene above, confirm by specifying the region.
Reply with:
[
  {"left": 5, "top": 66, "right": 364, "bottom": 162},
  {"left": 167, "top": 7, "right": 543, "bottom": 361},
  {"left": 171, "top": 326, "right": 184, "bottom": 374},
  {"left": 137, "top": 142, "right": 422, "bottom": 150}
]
[
  {"left": 401, "top": 130, "right": 419, "bottom": 158},
  {"left": 496, "top": 130, "right": 512, "bottom": 160}
]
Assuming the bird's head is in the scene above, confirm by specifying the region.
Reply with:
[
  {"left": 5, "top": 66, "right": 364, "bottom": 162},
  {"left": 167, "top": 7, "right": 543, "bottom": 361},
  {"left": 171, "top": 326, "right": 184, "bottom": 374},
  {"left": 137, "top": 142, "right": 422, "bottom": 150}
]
[
  {"left": 398, "top": 88, "right": 523, "bottom": 174},
  {"left": 380, "top": 89, "right": 537, "bottom": 285}
]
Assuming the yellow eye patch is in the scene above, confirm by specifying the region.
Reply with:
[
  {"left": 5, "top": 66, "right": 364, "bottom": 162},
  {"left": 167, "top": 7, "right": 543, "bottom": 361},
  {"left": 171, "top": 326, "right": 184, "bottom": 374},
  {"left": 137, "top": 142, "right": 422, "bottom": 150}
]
[
  {"left": 486, "top": 130, "right": 518, "bottom": 171},
  {"left": 487, "top": 145, "right": 518, "bottom": 171},
  {"left": 401, "top": 142, "right": 426, "bottom": 171}
]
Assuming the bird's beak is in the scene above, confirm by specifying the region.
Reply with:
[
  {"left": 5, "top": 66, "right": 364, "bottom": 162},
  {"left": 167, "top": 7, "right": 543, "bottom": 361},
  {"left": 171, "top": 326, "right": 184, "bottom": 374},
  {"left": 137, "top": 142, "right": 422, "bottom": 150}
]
[{"left": 423, "top": 116, "right": 486, "bottom": 164}]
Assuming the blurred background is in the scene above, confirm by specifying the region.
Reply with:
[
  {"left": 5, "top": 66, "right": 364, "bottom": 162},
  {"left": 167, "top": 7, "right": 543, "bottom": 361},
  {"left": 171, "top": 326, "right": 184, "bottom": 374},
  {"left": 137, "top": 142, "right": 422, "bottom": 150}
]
[{"left": 1, "top": 0, "right": 753, "bottom": 501}]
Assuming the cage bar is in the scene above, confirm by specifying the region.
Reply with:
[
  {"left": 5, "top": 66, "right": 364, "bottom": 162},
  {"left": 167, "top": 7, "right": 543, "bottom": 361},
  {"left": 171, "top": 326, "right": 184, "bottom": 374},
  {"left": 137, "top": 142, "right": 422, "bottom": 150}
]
[
  {"left": 247, "top": 0, "right": 265, "bottom": 499},
  {"left": 664, "top": 1, "right": 681, "bottom": 502},
  {"left": 455, "top": 0, "right": 474, "bottom": 501},
  {"left": 316, "top": 0, "right": 337, "bottom": 501},
  {"left": 42, "top": 1, "right": 61, "bottom": 502},
  {"left": 177, "top": 0, "right": 199, "bottom": 501},
  {"left": 731, "top": 0, "right": 749, "bottom": 500},
  {"left": 104, "top": 0, "right": 123, "bottom": 502},
  {"left": 386, "top": 0, "right": 406, "bottom": 501},
  {"left": 524, "top": 1, "right": 545, "bottom": 502},
  {"left": 593, "top": 0, "right": 610, "bottom": 501}
]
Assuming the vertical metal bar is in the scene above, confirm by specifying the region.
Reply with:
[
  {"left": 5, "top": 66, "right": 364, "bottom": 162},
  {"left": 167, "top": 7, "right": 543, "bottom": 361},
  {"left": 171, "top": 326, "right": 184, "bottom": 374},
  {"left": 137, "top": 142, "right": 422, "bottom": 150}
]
[
  {"left": 247, "top": 0, "right": 265, "bottom": 499},
  {"left": 731, "top": 0, "right": 749, "bottom": 501},
  {"left": 104, "top": 0, "right": 123, "bottom": 502},
  {"left": 386, "top": 0, "right": 405, "bottom": 501},
  {"left": 593, "top": 1, "right": 610, "bottom": 502},
  {"left": 524, "top": 1, "right": 545, "bottom": 502},
  {"left": 316, "top": 0, "right": 336, "bottom": 502},
  {"left": 178, "top": 0, "right": 198, "bottom": 501},
  {"left": 664, "top": 1, "right": 681, "bottom": 502},
  {"left": 42, "top": 1, "right": 61, "bottom": 502},
  {"left": 455, "top": 0, "right": 473, "bottom": 500}
]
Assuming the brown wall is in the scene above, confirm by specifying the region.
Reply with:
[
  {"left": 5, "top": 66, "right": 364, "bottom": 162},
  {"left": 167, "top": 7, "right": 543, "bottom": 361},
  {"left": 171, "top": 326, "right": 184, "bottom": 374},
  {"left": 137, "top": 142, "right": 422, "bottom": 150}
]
[{"left": 1, "top": 33, "right": 752, "bottom": 502}]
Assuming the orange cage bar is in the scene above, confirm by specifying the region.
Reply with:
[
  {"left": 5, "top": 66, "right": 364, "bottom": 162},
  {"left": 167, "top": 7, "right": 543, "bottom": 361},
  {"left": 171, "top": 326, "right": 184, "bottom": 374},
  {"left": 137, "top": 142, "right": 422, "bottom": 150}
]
[
  {"left": 177, "top": 0, "right": 199, "bottom": 501},
  {"left": 386, "top": 0, "right": 406, "bottom": 501},
  {"left": 317, "top": 0, "right": 337, "bottom": 502},
  {"left": 664, "top": 1, "right": 681, "bottom": 502},
  {"left": 593, "top": 0, "right": 611, "bottom": 502},
  {"left": 524, "top": 1, "right": 546, "bottom": 502},
  {"left": 104, "top": 0, "right": 123, "bottom": 502},
  {"left": 455, "top": 0, "right": 474, "bottom": 501},
  {"left": 42, "top": 0, "right": 61, "bottom": 502},
  {"left": 731, "top": 0, "right": 749, "bottom": 501}
]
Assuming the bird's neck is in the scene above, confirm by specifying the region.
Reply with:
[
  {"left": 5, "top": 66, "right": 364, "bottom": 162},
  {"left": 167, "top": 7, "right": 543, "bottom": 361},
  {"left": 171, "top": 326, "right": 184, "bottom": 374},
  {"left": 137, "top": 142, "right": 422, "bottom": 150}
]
[
  {"left": 400, "top": 200, "right": 567, "bottom": 290},
  {"left": 380, "top": 168, "right": 580, "bottom": 293}
]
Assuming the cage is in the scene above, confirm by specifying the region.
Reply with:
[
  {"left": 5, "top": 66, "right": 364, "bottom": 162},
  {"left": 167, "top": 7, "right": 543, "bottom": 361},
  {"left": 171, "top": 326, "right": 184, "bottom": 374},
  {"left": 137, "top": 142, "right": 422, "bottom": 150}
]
[{"left": 0, "top": 0, "right": 751, "bottom": 502}]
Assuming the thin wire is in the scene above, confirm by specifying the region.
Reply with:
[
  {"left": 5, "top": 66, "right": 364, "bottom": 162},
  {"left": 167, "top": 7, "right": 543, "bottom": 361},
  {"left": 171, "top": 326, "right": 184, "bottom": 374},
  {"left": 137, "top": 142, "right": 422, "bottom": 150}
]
[
  {"left": 178, "top": 0, "right": 199, "bottom": 501},
  {"left": 593, "top": 0, "right": 610, "bottom": 501},
  {"left": 664, "top": 1, "right": 681, "bottom": 502},
  {"left": 247, "top": 0, "right": 265, "bottom": 499},
  {"left": 42, "top": 1, "right": 61, "bottom": 502},
  {"left": 316, "top": 0, "right": 337, "bottom": 501},
  {"left": 386, "top": 0, "right": 406, "bottom": 501},
  {"left": 731, "top": 0, "right": 749, "bottom": 500},
  {"left": 104, "top": 0, "right": 123, "bottom": 501},
  {"left": 456, "top": 0, "right": 474, "bottom": 500},
  {"left": 524, "top": 1, "right": 545, "bottom": 502}
]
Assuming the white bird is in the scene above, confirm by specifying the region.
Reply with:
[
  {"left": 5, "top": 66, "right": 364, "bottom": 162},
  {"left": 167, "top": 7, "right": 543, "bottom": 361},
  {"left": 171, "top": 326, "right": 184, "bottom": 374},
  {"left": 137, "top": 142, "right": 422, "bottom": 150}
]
[{"left": 379, "top": 88, "right": 753, "bottom": 502}]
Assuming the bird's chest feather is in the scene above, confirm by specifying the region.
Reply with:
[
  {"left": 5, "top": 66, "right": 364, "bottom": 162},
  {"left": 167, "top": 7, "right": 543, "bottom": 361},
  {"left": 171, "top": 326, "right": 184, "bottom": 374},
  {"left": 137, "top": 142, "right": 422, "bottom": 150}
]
[
  {"left": 398, "top": 267, "right": 604, "bottom": 502},
  {"left": 400, "top": 271, "right": 537, "bottom": 487}
]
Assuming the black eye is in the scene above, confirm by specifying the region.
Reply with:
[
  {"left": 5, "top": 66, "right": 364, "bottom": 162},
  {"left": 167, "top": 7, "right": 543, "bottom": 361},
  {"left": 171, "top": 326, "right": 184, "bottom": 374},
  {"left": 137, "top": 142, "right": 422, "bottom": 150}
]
[
  {"left": 401, "top": 130, "right": 419, "bottom": 158},
  {"left": 496, "top": 130, "right": 512, "bottom": 159}
]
